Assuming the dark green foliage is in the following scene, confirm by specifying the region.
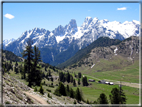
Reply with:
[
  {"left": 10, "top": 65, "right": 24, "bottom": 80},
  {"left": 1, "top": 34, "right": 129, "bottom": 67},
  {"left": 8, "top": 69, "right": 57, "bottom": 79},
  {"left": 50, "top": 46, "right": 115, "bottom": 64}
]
[
  {"left": 5, "top": 101, "right": 10, "bottom": 104},
  {"left": 78, "top": 78, "right": 80, "bottom": 85},
  {"left": 46, "top": 89, "right": 51, "bottom": 92},
  {"left": 73, "top": 79, "right": 76, "bottom": 86},
  {"left": 97, "top": 93, "right": 108, "bottom": 104},
  {"left": 22, "top": 39, "right": 34, "bottom": 87},
  {"left": 14, "top": 66, "right": 18, "bottom": 74},
  {"left": 70, "top": 88, "right": 75, "bottom": 98},
  {"left": 34, "top": 87, "right": 37, "bottom": 92},
  {"left": 86, "top": 99, "right": 90, "bottom": 104},
  {"left": 51, "top": 77, "right": 53, "bottom": 82},
  {"left": 66, "top": 85, "right": 69, "bottom": 92},
  {"left": 78, "top": 72, "right": 82, "bottom": 78},
  {"left": 15, "top": 61, "right": 18, "bottom": 67},
  {"left": 59, "top": 72, "right": 65, "bottom": 82},
  {"left": 82, "top": 76, "right": 88, "bottom": 86},
  {"left": 39, "top": 84, "right": 44, "bottom": 95},
  {"left": 119, "top": 86, "right": 127, "bottom": 104},
  {"left": 54, "top": 82, "right": 66, "bottom": 96},
  {"left": 66, "top": 72, "right": 70, "bottom": 83},
  {"left": 73, "top": 100, "right": 76, "bottom": 104},
  {"left": 75, "top": 88, "right": 82, "bottom": 102},
  {"left": 22, "top": 40, "right": 42, "bottom": 87},
  {"left": 3, "top": 50, "right": 22, "bottom": 62},
  {"left": 48, "top": 70, "right": 51, "bottom": 76},
  {"left": 66, "top": 85, "right": 70, "bottom": 96},
  {"left": 109, "top": 87, "right": 127, "bottom": 104},
  {"left": 48, "top": 93, "right": 52, "bottom": 99},
  {"left": 70, "top": 75, "right": 73, "bottom": 83}
]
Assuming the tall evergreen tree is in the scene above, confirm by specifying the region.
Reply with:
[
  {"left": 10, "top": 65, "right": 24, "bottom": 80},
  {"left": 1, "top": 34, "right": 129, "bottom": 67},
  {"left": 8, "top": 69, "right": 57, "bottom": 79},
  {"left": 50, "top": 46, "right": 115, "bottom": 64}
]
[
  {"left": 73, "top": 79, "right": 76, "bottom": 87},
  {"left": 119, "top": 86, "right": 127, "bottom": 104},
  {"left": 66, "top": 72, "right": 70, "bottom": 83},
  {"left": 78, "top": 72, "right": 82, "bottom": 78},
  {"left": 70, "top": 88, "right": 74, "bottom": 98},
  {"left": 75, "top": 88, "right": 82, "bottom": 102},
  {"left": 78, "top": 78, "right": 80, "bottom": 85},
  {"left": 22, "top": 39, "right": 34, "bottom": 87},
  {"left": 82, "top": 76, "right": 88, "bottom": 86},
  {"left": 70, "top": 75, "right": 73, "bottom": 83},
  {"left": 32, "top": 46, "right": 42, "bottom": 86},
  {"left": 109, "top": 87, "right": 121, "bottom": 104},
  {"left": 58, "top": 82, "right": 66, "bottom": 96},
  {"left": 97, "top": 93, "right": 108, "bottom": 104}
]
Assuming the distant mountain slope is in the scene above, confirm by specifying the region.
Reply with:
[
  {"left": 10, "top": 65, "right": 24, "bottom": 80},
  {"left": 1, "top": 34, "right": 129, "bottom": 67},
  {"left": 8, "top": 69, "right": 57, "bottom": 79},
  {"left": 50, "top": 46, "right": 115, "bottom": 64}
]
[
  {"left": 2, "top": 50, "right": 23, "bottom": 62},
  {"left": 3, "top": 17, "right": 140, "bottom": 66},
  {"left": 57, "top": 36, "right": 121, "bottom": 68},
  {"left": 64, "top": 36, "right": 139, "bottom": 71}
]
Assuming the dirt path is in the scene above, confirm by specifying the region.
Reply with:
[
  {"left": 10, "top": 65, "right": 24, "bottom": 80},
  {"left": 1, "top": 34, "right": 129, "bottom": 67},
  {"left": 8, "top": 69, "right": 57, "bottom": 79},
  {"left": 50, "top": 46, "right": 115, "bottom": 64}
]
[
  {"left": 23, "top": 91, "right": 49, "bottom": 104},
  {"left": 85, "top": 75, "right": 140, "bottom": 88}
]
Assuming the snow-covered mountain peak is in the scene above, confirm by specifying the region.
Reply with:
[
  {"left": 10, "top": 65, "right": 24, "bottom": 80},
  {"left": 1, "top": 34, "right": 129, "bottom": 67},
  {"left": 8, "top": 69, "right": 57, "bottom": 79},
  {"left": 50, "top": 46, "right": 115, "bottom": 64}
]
[
  {"left": 52, "top": 25, "right": 65, "bottom": 36},
  {"left": 68, "top": 19, "right": 77, "bottom": 29},
  {"left": 93, "top": 17, "right": 99, "bottom": 21},
  {"left": 3, "top": 38, "right": 15, "bottom": 46},
  {"left": 132, "top": 20, "right": 140, "bottom": 25},
  {"left": 85, "top": 16, "right": 92, "bottom": 21},
  {"left": 81, "top": 16, "right": 93, "bottom": 29}
]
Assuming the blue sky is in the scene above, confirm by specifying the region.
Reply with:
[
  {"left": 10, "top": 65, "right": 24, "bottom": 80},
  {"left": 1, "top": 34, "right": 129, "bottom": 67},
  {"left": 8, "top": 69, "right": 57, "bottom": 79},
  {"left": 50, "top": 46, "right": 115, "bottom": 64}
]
[{"left": 3, "top": 2, "right": 140, "bottom": 40}]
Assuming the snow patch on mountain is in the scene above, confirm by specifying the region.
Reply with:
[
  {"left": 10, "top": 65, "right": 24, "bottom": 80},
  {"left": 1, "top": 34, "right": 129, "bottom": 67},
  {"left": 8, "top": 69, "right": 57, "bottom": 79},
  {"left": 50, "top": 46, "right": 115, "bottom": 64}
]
[
  {"left": 3, "top": 38, "right": 15, "bottom": 46},
  {"left": 56, "top": 35, "right": 65, "bottom": 43},
  {"left": 114, "top": 47, "right": 118, "bottom": 55}
]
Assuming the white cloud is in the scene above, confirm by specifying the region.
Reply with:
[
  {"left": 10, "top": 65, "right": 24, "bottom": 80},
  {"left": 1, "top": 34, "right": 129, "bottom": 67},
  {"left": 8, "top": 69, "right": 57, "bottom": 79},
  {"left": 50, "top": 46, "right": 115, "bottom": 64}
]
[
  {"left": 4, "top": 13, "right": 14, "bottom": 19},
  {"left": 117, "top": 7, "right": 127, "bottom": 10}
]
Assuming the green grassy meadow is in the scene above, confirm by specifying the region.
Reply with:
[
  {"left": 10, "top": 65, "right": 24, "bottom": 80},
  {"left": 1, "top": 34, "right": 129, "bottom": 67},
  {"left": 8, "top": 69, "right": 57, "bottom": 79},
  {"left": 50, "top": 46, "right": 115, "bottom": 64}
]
[{"left": 6, "top": 60, "right": 140, "bottom": 104}]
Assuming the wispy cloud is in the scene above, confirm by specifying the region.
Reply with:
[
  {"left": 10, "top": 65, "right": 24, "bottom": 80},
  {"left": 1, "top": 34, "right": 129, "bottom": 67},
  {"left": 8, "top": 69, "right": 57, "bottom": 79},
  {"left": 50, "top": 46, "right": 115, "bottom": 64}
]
[
  {"left": 117, "top": 7, "right": 127, "bottom": 10},
  {"left": 4, "top": 13, "right": 15, "bottom": 19}
]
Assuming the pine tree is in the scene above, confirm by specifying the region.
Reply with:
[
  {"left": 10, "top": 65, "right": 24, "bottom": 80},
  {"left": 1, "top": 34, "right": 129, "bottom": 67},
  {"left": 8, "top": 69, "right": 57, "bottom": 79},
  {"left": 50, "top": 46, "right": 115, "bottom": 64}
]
[
  {"left": 15, "top": 61, "right": 18, "bottom": 67},
  {"left": 119, "top": 86, "right": 127, "bottom": 104},
  {"left": 60, "top": 82, "right": 66, "bottom": 96},
  {"left": 73, "top": 79, "right": 76, "bottom": 87},
  {"left": 70, "top": 75, "right": 73, "bottom": 83},
  {"left": 78, "top": 72, "right": 82, "bottom": 78},
  {"left": 39, "top": 84, "right": 44, "bottom": 95},
  {"left": 32, "top": 46, "right": 42, "bottom": 86},
  {"left": 66, "top": 72, "right": 70, "bottom": 83},
  {"left": 82, "top": 76, "right": 88, "bottom": 86},
  {"left": 109, "top": 87, "right": 121, "bottom": 104},
  {"left": 75, "top": 88, "right": 82, "bottom": 102},
  {"left": 97, "top": 93, "right": 108, "bottom": 104},
  {"left": 22, "top": 39, "right": 34, "bottom": 87},
  {"left": 70, "top": 88, "right": 74, "bottom": 98},
  {"left": 78, "top": 78, "right": 80, "bottom": 85}
]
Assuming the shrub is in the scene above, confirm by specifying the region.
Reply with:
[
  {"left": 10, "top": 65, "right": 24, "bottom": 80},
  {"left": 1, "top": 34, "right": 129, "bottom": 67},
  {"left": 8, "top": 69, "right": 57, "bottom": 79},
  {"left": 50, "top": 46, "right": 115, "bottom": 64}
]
[
  {"left": 39, "top": 84, "right": 44, "bottom": 95},
  {"left": 46, "top": 89, "right": 51, "bottom": 92},
  {"left": 5, "top": 101, "right": 10, "bottom": 104},
  {"left": 34, "top": 86, "right": 37, "bottom": 92},
  {"left": 73, "top": 100, "right": 76, "bottom": 104}
]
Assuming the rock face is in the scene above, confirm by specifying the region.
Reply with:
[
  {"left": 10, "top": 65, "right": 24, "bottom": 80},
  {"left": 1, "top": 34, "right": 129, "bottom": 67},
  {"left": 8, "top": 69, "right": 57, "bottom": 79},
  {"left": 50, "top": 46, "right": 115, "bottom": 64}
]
[
  {"left": 3, "top": 74, "right": 35, "bottom": 104},
  {"left": 3, "top": 17, "right": 140, "bottom": 66}
]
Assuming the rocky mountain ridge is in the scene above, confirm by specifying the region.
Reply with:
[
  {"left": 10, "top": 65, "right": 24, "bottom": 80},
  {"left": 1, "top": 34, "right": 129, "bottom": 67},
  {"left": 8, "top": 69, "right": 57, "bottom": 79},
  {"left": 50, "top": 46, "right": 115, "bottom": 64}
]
[{"left": 3, "top": 17, "right": 140, "bottom": 66}]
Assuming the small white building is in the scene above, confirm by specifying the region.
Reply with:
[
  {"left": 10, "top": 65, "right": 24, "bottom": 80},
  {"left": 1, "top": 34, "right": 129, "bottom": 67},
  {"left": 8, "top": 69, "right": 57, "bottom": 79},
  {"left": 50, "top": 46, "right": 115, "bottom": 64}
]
[
  {"left": 109, "top": 82, "right": 114, "bottom": 85},
  {"left": 105, "top": 81, "right": 110, "bottom": 84}
]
